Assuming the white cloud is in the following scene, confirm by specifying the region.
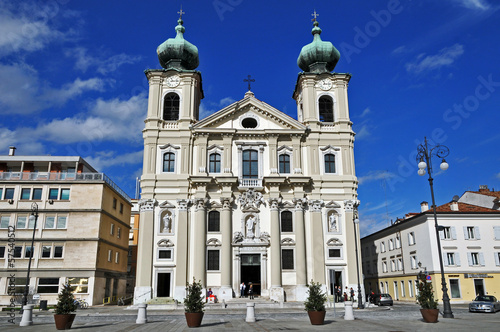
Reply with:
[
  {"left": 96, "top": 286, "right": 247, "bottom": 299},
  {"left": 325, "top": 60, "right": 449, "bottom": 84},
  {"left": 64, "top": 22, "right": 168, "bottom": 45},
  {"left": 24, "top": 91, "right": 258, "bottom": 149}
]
[
  {"left": 405, "top": 44, "right": 464, "bottom": 74},
  {"left": 360, "top": 107, "right": 370, "bottom": 118},
  {"left": 496, "top": 173, "right": 500, "bottom": 180},
  {"left": 454, "top": 0, "right": 490, "bottom": 10},
  {"left": 392, "top": 45, "right": 407, "bottom": 55},
  {"left": 199, "top": 97, "right": 236, "bottom": 119},
  {"left": 355, "top": 124, "right": 370, "bottom": 140},
  {"left": 358, "top": 170, "right": 397, "bottom": 185},
  {"left": 66, "top": 47, "right": 142, "bottom": 75},
  {"left": 84, "top": 150, "right": 143, "bottom": 171}
]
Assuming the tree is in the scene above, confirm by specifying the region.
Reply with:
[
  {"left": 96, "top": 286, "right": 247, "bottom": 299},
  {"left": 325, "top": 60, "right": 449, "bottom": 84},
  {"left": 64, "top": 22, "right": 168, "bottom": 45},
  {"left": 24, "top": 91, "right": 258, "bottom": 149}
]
[
  {"left": 55, "top": 284, "right": 77, "bottom": 315},
  {"left": 304, "top": 280, "right": 327, "bottom": 312},
  {"left": 416, "top": 273, "right": 438, "bottom": 309},
  {"left": 184, "top": 278, "right": 205, "bottom": 313}
]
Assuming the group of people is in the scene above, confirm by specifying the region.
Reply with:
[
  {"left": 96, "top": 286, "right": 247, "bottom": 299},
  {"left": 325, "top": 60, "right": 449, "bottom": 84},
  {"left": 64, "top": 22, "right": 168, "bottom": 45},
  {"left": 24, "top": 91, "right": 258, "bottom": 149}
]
[
  {"left": 334, "top": 285, "right": 355, "bottom": 303},
  {"left": 240, "top": 282, "right": 254, "bottom": 299}
]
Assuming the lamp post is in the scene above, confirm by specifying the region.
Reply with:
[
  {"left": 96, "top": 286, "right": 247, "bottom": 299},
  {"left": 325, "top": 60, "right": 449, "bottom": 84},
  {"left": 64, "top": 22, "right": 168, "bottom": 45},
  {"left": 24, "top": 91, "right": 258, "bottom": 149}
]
[
  {"left": 416, "top": 137, "right": 453, "bottom": 318},
  {"left": 22, "top": 203, "right": 38, "bottom": 307},
  {"left": 353, "top": 202, "right": 364, "bottom": 309}
]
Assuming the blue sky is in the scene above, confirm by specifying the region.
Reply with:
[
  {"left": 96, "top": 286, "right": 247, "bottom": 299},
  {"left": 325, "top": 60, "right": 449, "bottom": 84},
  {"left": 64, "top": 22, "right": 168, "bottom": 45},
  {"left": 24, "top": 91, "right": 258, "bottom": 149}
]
[{"left": 1, "top": 0, "right": 499, "bottom": 236}]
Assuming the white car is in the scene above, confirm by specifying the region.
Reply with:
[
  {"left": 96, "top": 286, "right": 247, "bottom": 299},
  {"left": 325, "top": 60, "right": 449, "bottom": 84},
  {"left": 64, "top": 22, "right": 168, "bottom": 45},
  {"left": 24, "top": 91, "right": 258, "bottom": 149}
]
[{"left": 469, "top": 295, "right": 500, "bottom": 313}]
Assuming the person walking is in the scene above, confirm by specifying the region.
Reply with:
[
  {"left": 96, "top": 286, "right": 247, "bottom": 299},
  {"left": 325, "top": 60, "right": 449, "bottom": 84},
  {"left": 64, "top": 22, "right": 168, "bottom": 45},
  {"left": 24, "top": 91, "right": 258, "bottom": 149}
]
[
  {"left": 248, "top": 284, "right": 254, "bottom": 300},
  {"left": 240, "top": 282, "right": 246, "bottom": 298},
  {"left": 334, "top": 286, "right": 339, "bottom": 303}
]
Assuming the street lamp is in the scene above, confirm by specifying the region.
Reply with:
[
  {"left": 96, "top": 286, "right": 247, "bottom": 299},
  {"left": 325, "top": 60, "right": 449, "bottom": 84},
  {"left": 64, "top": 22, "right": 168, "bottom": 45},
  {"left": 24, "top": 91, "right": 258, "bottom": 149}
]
[
  {"left": 22, "top": 203, "right": 38, "bottom": 307},
  {"left": 353, "top": 206, "right": 364, "bottom": 309},
  {"left": 416, "top": 137, "right": 453, "bottom": 318}
]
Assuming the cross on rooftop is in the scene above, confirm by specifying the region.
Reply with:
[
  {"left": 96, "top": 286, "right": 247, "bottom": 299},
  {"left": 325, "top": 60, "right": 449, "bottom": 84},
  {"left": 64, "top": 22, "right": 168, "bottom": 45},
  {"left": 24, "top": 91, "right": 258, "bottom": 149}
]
[
  {"left": 178, "top": 6, "right": 185, "bottom": 19},
  {"left": 311, "top": 9, "right": 319, "bottom": 22},
  {"left": 244, "top": 75, "right": 255, "bottom": 91}
]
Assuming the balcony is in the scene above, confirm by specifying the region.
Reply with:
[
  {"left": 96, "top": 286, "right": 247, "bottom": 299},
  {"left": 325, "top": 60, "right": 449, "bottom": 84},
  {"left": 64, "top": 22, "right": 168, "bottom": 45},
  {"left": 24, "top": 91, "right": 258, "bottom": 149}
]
[{"left": 239, "top": 178, "right": 262, "bottom": 188}]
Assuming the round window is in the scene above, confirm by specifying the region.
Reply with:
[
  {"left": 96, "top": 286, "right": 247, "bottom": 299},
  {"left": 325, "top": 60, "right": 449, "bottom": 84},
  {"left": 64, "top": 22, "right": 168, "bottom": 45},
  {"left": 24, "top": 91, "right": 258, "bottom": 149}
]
[{"left": 241, "top": 117, "right": 258, "bottom": 128}]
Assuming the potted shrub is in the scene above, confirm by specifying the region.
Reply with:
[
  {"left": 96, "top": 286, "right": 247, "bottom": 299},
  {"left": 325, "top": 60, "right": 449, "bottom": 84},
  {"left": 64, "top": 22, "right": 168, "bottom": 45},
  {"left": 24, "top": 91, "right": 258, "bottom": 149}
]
[
  {"left": 184, "top": 278, "right": 205, "bottom": 328},
  {"left": 304, "top": 280, "right": 327, "bottom": 325},
  {"left": 54, "top": 283, "right": 77, "bottom": 330},
  {"left": 416, "top": 273, "right": 439, "bottom": 323}
]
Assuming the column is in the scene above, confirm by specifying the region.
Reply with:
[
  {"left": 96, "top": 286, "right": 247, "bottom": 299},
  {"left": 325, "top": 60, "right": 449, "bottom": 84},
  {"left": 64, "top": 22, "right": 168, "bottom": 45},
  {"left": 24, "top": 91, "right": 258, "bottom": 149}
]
[
  {"left": 174, "top": 199, "right": 190, "bottom": 300},
  {"left": 310, "top": 200, "right": 326, "bottom": 284},
  {"left": 219, "top": 197, "right": 233, "bottom": 300},
  {"left": 344, "top": 200, "right": 361, "bottom": 292},
  {"left": 134, "top": 199, "right": 155, "bottom": 304},
  {"left": 269, "top": 197, "right": 284, "bottom": 302},
  {"left": 293, "top": 198, "right": 308, "bottom": 301},
  {"left": 192, "top": 198, "right": 207, "bottom": 287}
]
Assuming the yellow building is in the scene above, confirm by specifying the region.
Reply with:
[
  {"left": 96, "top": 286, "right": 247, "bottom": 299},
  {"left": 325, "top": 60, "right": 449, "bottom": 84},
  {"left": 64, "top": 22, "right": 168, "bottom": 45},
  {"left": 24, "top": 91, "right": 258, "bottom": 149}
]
[
  {"left": 0, "top": 149, "right": 132, "bottom": 305},
  {"left": 361, "top": 185, "right": 500, "bottom": 304}
]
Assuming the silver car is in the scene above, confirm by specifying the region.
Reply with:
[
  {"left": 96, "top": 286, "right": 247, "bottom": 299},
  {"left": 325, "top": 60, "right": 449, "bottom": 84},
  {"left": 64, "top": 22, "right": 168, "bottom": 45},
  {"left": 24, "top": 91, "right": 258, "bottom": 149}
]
[{"left": 469, "top": 295, "right": 500, "bottom": 313}]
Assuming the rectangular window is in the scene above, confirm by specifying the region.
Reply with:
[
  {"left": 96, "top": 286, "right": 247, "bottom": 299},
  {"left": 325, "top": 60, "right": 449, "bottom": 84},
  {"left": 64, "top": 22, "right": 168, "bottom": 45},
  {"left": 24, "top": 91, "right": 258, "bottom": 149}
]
[
  {"left": 280, "top": 211, "right": 293, "bottom": 232},
  {"left": 60, "top": 188, "right": 70, "bottom": 200},
  {"left": 389, "top": 239, "right": 394, "bottom": 251},
  {"left": 494, "top": 226, "right": 500, "bottom": 240},
  {"left": 440, "top": 226, "right": 456, "bottom": 240},
  {"left": 207, "top": 211, "right": 220, "bottom": 232},
  {"left": 281, "top": 249, "right": 294, "bottom": 270},
  {"left": 447, "top": 253, "right": 455, "bottom": 266},
  {"left": 409, "top": 280, "right": 414, "bottom": 297},
  {"left": 380, "top": 242, "right": 386, "bottom": 253},
  {"left": 397, "top": 258, "right": 403, "bottom": 271},
  {"left": 382, "top": 261, "right": 388, "bottom": 273},
  {"left": 117, "top": 227, "right": 121, "bottom": 239},
  {"left": 32, "top": 188, "right": 42, "bottom": 200},
  {"left": 45, "top": 216, "right": 55, "bottom": 229},
  {"left": 242, "top": 150, "right": 259, "bottom": 178},
  {"left": 207, "top": 249, "right": 220, "bottom": 271},
  {"left": 56, "top": 216, "right": 67, "bottom": 229},
  {"left": 496, "top": 252, "right": 500, "bottom": 266},
  {"left": 21, "top": 188, "right": 31, "bottom": 200},
  {"left": 14, "top": 246, "right": 22, "bottom": 258},
  {"left": 328, "top": 248, "right": 341, "bottom": 258},
  {"left": 411, "top": 256, "right": 417, "bottom": 269},
  {"left": 159, "top": 249, "right": 172, "bottom": 259},
  {"left": 5, "top": 188, "right": 15, "bottom": 200},
  {"left": 42, "top": 246, "right": 51, "bottom": 258},
  {"left": 279, "top": 154, "right": 290, "bottom": 174},
  {"left": 49, "top": 188, "right": 59, "bottom": 200},
  {"left": 54, "top": 246, "right": 63, "bottom": 258},
  {"left": 0, "top": 188, "right": 3, "bottom": 199},
  {"left": 401, "top": 281, "right": 406, "bottom": 297},
  {"left": 0, "top": 246, "right": 5, "bottom": 258},
  {"left": 468, "top": 252, "right": 484, "bottom": 266},
  {"left": 119, "top": 203, "right": 123, "bottom": 214},
  {"left": 115, "top": 252, "right": 119, "bottom": 263},
  {"left": 449, "top": 279, "right": 461, "bottom": 298},
  {"left": 108, "top": 249, "right": 112, "bottom": 262},
  {"left": 1, "top": 216, "right": 11, "bottom": 228},
  {"left": 10, "top": 277, "right": 27, "bottom": 294},
  {"left": 324, "top": 154, "right": 336, "bottom": 173},
  {"left": 68, "top": 277, "right": 89, "bottom": 293},
  {"left": 25, "top": 246, "right": 34, "bottom": 258},
  {"left": 408, "top": 232, "right": 416, "bottom": 245},
  {"left": 16, "top": 216, "right": 27, "bottom": 229},
  {"left": 395, "top": 236, "right": 401, "bottom": 249},
  {"left": 113, "top": 198, "right": 117, "bottom": 209},
  {"left": 391, "top": 260, "right": 396, "bottom": 272},
  {"left": 37, "top": 278, "right": 59, "bottom": 293},
  {"left": 110, "top": 224, "right": 115, "bottom": 235},
  {"left": 209, "top": 153, "right": 221, "bottom": 173}
]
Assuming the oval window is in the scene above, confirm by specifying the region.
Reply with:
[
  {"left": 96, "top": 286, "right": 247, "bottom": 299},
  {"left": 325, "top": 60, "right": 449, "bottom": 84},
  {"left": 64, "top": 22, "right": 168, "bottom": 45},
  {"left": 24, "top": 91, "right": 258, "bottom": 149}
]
[{"left": 241, "top": 117, "right": 258, "bottom": 128}]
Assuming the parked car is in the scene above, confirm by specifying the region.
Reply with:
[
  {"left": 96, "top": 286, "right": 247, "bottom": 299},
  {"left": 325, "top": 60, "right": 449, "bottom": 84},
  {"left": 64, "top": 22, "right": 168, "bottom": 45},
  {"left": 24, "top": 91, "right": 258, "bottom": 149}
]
[
  {"left": 469, "top": 295, "right": 500, "bottom": 313},
  {"left": 374, "top": 293, "right": 393, "bottom": 306}
]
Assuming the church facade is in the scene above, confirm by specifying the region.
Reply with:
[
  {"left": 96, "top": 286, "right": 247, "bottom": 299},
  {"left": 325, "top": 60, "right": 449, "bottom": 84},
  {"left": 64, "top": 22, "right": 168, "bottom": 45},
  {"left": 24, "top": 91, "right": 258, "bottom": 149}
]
[{"left": 134, "top": 15, "right": 361, "bottom": 303}]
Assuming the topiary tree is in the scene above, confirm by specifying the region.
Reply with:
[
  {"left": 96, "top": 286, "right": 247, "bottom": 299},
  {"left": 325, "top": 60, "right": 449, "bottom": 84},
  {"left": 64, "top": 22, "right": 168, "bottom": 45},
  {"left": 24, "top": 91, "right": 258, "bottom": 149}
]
[
  {"left": 55, "top": 283, "right": 77, "bottom": 315},
  {"left": 416, "top": 273, "right": 438, "bottom": 309},
  {"left": 304, "top": 280, "right": 327, "bottom": 312},
  {"left": 184, "top": 278, "right": 205, "bottom": 313}
]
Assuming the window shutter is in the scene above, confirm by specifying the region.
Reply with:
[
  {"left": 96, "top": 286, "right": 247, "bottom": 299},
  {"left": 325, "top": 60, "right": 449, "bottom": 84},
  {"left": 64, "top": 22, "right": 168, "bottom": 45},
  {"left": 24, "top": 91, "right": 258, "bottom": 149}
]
[
  {"left": 408, "top": 232, "right": 411, "bottom": 244},
  {"left": 494, "top": 253, "right": 500, "bottom": 266},
  {"left": 451, "top": 227, "right": 457, "bottom": 240},
  {"left": 443, "top": 252, "right": 448, "bottom": 266},
  {"left": 439, "top": 229, "right": 444, "bottom": 240},
  {"left": 479, "top": 253, "right": 485, "bottom": 266},
  {"left": 494, "top": 226, "right": 500, "bottom": 240},
  {"left": 475, "top": 226, "right": 481, "bottom": 240},
  {"left": 463, "top": 226, "right": 469, "bottom": 240},
  {"left": 455, "top": 253, "right": 461, "bottom": 266},
  {"left": 467, "top": 252, "right": 473, "bottom": 266}
]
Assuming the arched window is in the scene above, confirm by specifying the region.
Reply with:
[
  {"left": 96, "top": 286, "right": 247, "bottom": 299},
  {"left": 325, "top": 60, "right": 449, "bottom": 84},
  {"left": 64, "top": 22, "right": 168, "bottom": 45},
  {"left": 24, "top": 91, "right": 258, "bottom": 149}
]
[
  {"left": 208, "top": 211, "right": 220, "bottom": 232},
  {"left": 281, "top": 211, "right": 293, "bottom": 232},
  {"left": 209, "top": 153, "right": 221, "bottom": 173},
  {"left": 319, "top": 96, "right": 333, "bottom": 122},
  {"left": 242, "top": 150, "right": 258, "bottom": 178},
  {"left": 163, "top": 152, "right": 175, "bottom": 172},
  {"left": 279, "top": 154, "right": 290, "bottom": 174},
  {"left": 163, "top": 93, "right": 180, "bottom": 121},
  {"left": 324, "top": 153, "right": 335, "bottom": 173}
]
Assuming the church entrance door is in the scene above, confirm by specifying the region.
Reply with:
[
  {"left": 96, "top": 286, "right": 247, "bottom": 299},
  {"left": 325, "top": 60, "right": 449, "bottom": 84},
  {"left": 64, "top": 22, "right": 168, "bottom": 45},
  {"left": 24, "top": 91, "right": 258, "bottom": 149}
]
[
  {"left": 157, "top": 273, "right": 171, "bottom": 297},
  {"left": 241, "top": 254, "right": 261, "bottom": 295}
]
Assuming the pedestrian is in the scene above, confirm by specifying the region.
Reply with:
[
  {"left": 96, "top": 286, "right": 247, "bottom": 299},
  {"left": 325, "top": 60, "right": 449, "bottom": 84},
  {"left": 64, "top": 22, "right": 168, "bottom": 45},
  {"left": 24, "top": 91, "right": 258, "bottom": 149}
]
[
  {"left": 350, "top": 287, "right": 354, "bottom": 301},
  {"left": 248, "top": 284, "right": 254, "bottom": 300},
  {"left": 240, "top": 282, "right": 246, "bottom": 298},
  {"left": 343, "top": 292, "right": 348, "bottom": 302},
  {"left": 335, "top": 286, "right": 340, "bottom": 303},
  {"left": 370, "top": 291, "right": 375, "bottom": 304}
]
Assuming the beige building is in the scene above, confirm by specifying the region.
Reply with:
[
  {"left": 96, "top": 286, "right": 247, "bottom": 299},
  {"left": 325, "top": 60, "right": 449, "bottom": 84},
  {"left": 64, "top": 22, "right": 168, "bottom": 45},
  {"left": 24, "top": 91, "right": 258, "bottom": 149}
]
[
  {"left": 135, "top": 16, "right": 361, "bottom": 303},
  {"left": 361, "top": 185, "right": 500, "bottom": 304},
  {"left": 0, "top": 149, "right": 132, "bottom": 305}
]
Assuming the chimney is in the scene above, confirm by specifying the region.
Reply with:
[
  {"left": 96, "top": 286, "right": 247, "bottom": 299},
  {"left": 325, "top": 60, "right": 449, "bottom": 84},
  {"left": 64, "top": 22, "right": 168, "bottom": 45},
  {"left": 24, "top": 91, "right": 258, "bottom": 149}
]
[
  {"left": 479, "top": 185, "right": 489, "bottom": 192},
  {"left": 450, "top": 202, "right": 459, "bottom": 211},
  {"left": 420, "top": 201, "right": 429, "bottom": 212},
  {"left": 8, "top": 146, "right": 16, "bottom": 156}
]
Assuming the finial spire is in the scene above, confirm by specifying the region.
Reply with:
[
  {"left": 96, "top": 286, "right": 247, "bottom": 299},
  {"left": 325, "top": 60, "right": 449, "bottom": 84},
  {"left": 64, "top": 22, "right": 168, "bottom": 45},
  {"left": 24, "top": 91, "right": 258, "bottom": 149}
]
[
  {"left": 178, "top": 5, "right": 185, "bottom": 19},
  {"left": 243, "top": 75, "right": 255, "bottom": 91},
  {"left": 311, "top": 9, "right": 319, "bottom": 22}
]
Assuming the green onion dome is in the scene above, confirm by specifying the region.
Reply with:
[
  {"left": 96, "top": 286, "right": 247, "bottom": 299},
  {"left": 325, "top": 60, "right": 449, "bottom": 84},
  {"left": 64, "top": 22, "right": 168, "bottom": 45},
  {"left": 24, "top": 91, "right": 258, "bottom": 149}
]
[
  {"left": 297, "top": 21, "right": 340, "bottom": 73},
  {"left": 157, "top": 18, "right": 199, "bottom": 70}
]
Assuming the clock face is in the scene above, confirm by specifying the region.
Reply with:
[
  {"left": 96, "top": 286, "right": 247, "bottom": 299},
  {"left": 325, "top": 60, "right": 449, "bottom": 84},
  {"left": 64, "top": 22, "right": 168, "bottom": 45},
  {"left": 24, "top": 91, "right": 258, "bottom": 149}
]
[
  {"left": 318, "top": 79, "right": 332, "bottom": 91},
  {"left": 166, "top": 75, "right": 180, "bottom": 88}
]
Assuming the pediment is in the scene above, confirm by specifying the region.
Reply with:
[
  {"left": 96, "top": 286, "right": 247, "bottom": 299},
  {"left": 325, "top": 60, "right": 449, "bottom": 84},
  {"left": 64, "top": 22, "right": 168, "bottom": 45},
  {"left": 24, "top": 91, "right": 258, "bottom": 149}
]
[
  {"left": 193, "top": 95, "right": 307, "bottom": 131},
  {"left": 159, "top": 200, "right": 176, "bottom": 208},
  {"left": 325, "top": 200, "right": 341, "bottom": 208}
]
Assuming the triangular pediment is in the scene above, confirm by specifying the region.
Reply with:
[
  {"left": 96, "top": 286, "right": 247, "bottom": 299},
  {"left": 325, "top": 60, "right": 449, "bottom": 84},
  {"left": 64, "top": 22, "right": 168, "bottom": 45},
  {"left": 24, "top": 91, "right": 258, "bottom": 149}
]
[{"left": 193, "top": 94, "right": 307, "bottom": 131}]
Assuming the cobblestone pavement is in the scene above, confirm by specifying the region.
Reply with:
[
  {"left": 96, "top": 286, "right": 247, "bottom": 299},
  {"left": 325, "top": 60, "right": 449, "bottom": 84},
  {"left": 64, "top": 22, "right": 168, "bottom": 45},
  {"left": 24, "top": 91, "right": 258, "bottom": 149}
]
[{"left": 1, "top": 303, "right": 500, "bottom": 331}]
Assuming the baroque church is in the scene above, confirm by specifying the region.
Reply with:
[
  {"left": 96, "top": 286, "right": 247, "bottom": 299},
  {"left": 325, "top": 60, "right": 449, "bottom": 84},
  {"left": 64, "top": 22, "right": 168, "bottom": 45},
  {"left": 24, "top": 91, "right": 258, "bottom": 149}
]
[{"left": 134, "top": 13, "right": 361, "bottom": 303}]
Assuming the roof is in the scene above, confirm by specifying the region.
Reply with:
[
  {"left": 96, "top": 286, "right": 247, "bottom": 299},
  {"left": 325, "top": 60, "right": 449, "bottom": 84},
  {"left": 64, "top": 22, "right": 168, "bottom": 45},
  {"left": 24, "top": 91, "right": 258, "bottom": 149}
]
[{"left": 433, "top": 202, "right": 499, "bottom": 213}]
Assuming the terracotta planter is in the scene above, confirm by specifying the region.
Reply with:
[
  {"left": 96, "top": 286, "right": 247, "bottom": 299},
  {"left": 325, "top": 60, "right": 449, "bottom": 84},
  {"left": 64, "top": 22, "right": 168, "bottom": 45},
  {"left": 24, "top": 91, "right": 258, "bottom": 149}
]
[
  {"left": 54, "top": 314, "right": 76, "bottom": 330},
  {"left": 185, "top": 312, "right": 204, "bottom": 327},
  {"left": 307, "top": 310, "right": 326, "bottom": 325},
  {"left": 420, "top": 308, "right": 439, "bottom": 323}
]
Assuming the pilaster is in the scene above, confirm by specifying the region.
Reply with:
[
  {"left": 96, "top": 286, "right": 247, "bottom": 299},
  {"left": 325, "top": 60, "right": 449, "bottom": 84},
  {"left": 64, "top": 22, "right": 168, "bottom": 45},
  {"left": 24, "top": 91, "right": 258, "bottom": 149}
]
[
  {"left": 309, "top": 199, "right": 326, "bottom": 284},
  {"left": 293, "top": 197, "right": 308, "bottom": 301},
  {"left": 193, "top": 197, "right": 208, "bottom": 287},
  {"left": 344, "top": 199, "right": 360, "bottom": 286},
  {"left": 174, "top": 199, "right": 190, "bottom": 300},
  {"left": 269, "top": 196, "right": 284, "bottom": 302},
  {"left": 219, "top": 196, "right": 233, "bottom": 300}
]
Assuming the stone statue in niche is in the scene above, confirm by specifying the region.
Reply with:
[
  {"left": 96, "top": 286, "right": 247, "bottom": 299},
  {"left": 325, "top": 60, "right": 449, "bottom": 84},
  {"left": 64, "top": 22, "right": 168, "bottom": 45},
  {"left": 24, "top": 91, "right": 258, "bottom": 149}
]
[
  {"left": 328, "top": 213, "right": 338, "bottom": 232},
  {"left": 162, "top": 213, "right": 172, "bottom": 233},
  {"left": 246, "top": 216, "right": 256, "bottom": 238}
]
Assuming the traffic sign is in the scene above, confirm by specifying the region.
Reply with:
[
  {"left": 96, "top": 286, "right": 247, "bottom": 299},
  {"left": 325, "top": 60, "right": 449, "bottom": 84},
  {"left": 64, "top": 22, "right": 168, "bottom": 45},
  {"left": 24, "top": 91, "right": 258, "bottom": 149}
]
[{"left": 426, "top": 275, "right": 432, "bottom": 283}]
